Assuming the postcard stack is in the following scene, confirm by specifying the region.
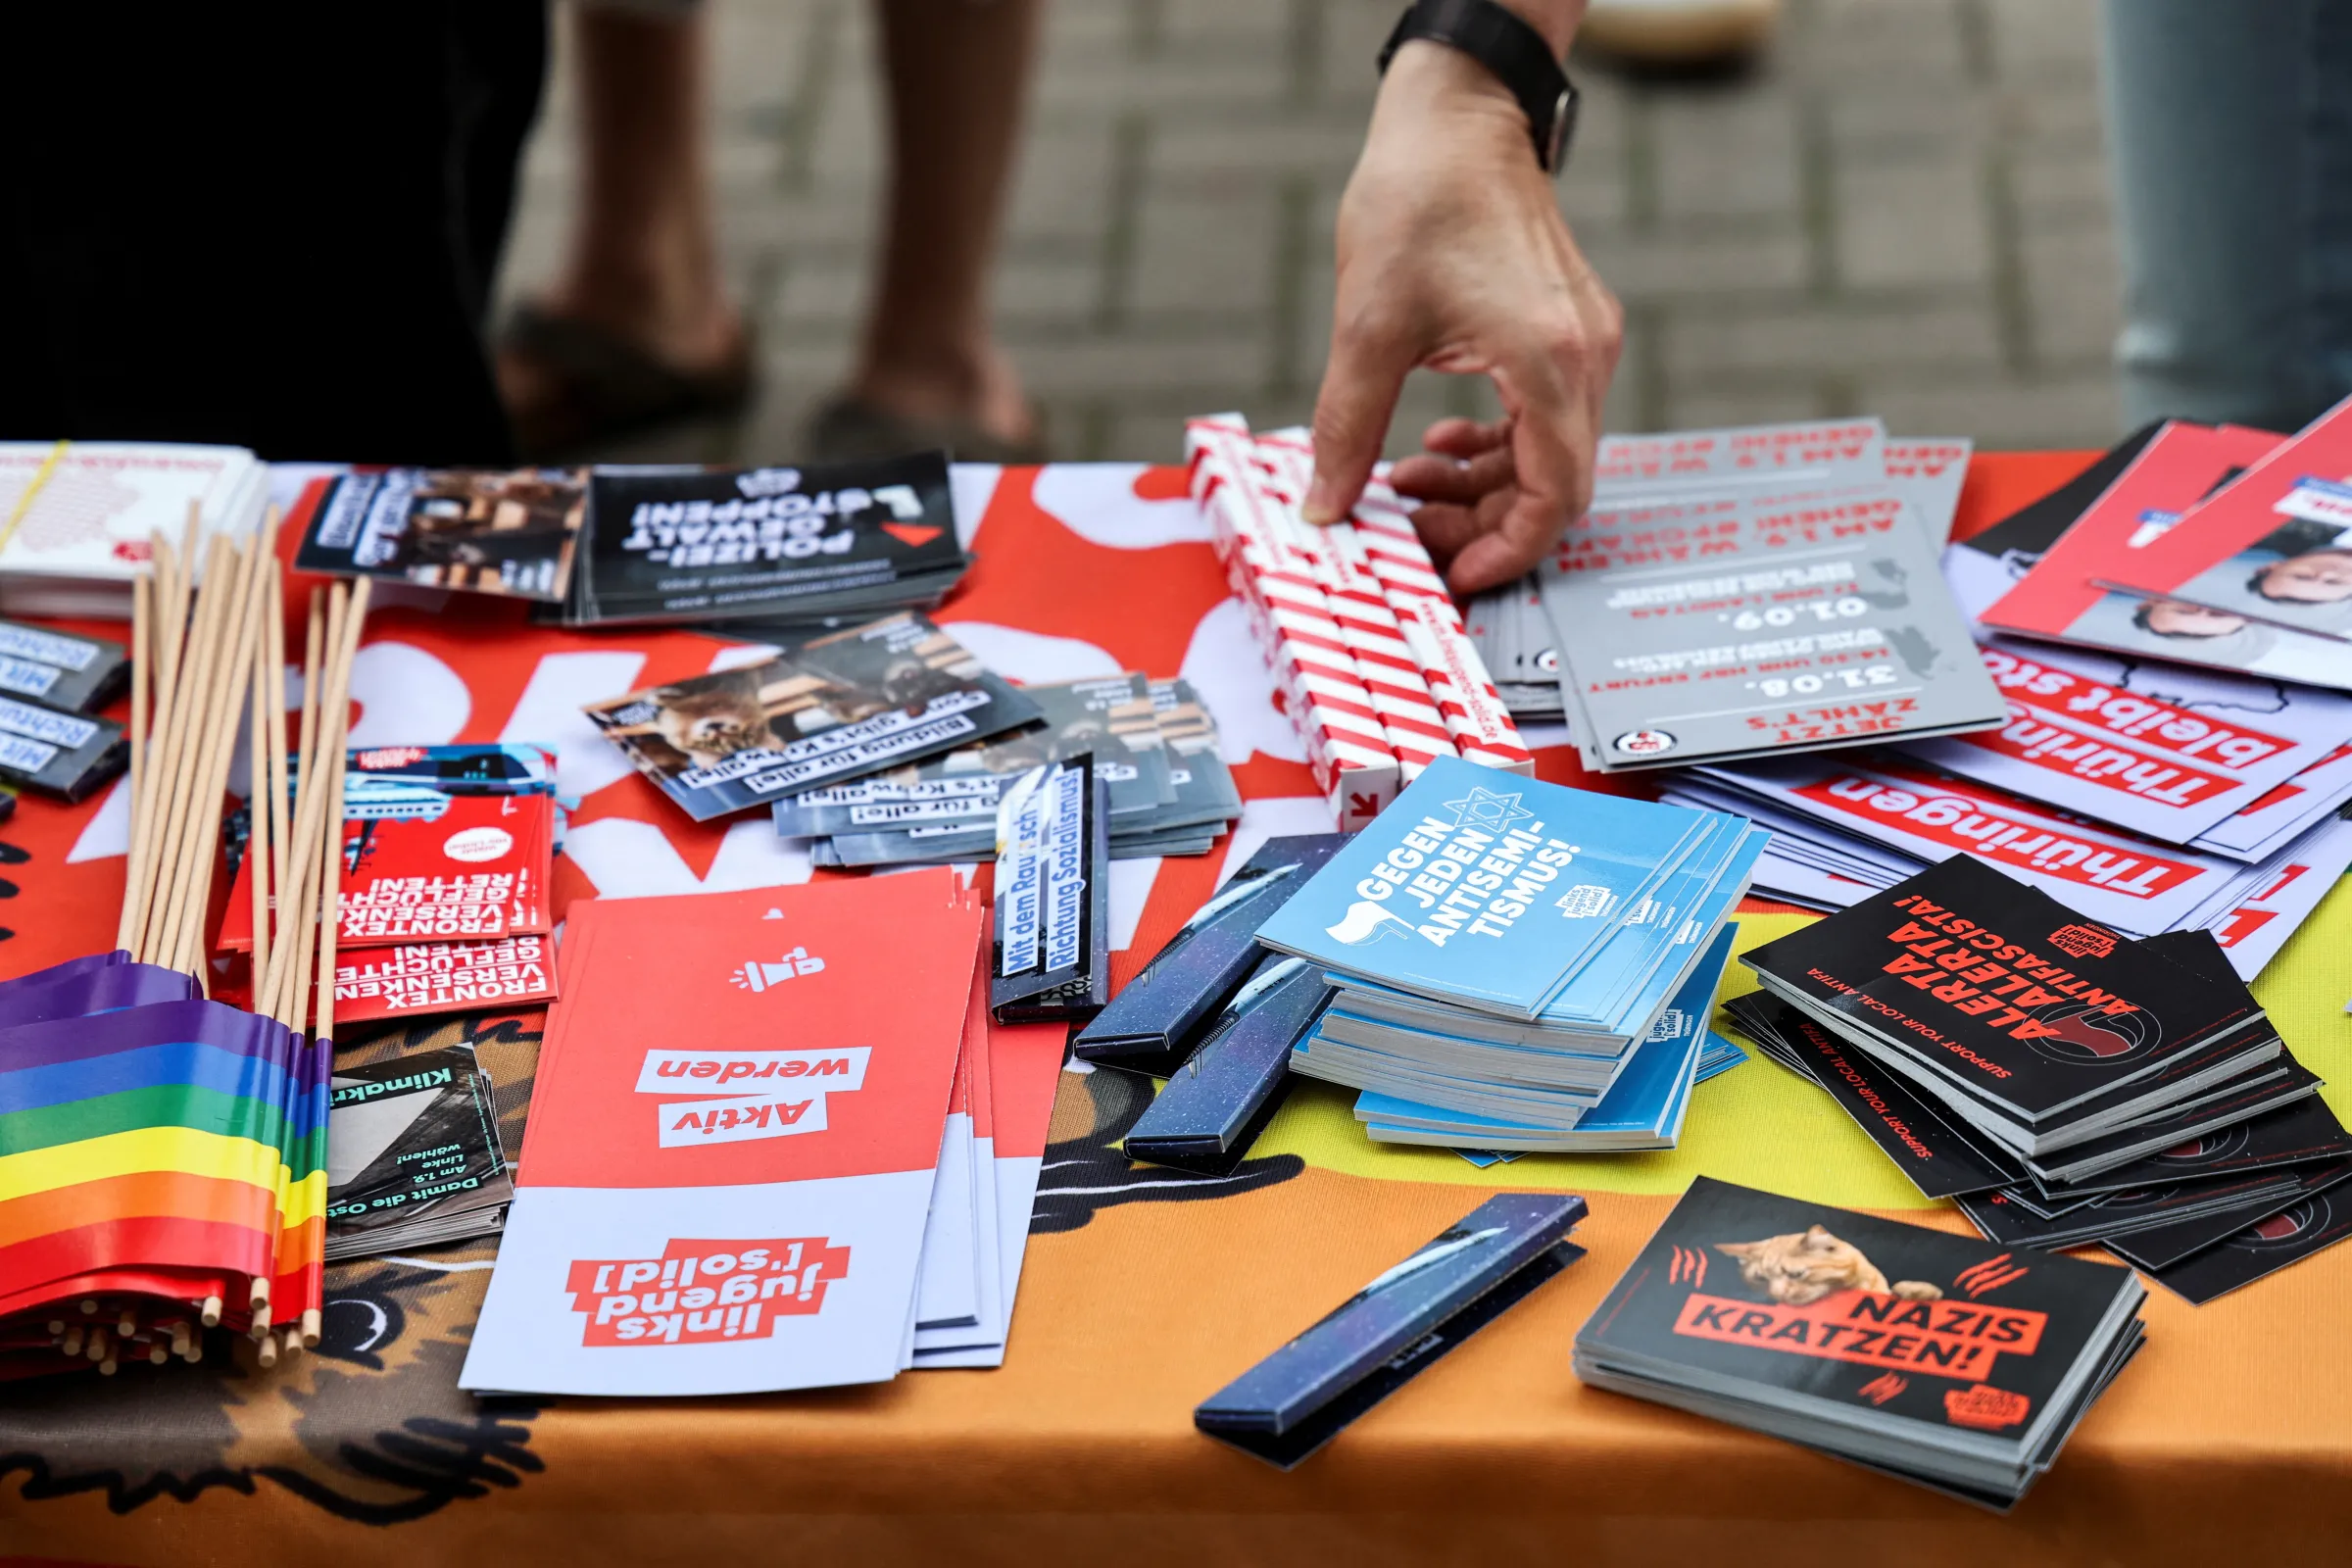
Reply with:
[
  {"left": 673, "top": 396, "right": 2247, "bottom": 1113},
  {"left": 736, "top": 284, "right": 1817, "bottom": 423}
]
[
  {"left": 462, "top": 872, "right": 1064, "bottom": 1394},
  {"left": 1464, "top": 419, "right": 1985, "bottom": 751},
  {"left": 1251, "top": 757, "right": 1767, "bottom": 1152},
  {"left": 1726, "top": 854, "right": 2352, "bottom": 1303},
  {"left": 294, "top": 466, "right": 590, "bottom": 606},
  {"left": 775, "top": 674, "right": 1242, "bottom": 865},
  {"left": 220, "top": 744, "right": 562, "bottom": 1025},
  {"left": 0, "top": 441, "right": 268, "bottom": 618},
  {"left": 323, "top": 1044, "right": 514, "bottom": 1260},
  {"left": 1577, "top": 1177, "right": 2146, "bottom": 1508},
  {"left": 562, "top": 453, "right": 970, "bottom": 628}
]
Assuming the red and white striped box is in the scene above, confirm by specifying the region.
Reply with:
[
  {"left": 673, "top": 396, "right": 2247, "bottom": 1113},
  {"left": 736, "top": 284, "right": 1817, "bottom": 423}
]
[
  {"left": 1186, "top": 415, "right": 1399, "bottom": 831},
  {"left": 1344, "top": 470, "right": 1535, "bottom": 776},
  {"left": 1246, "top": 433, "right": 1457, "bottom": 782}
]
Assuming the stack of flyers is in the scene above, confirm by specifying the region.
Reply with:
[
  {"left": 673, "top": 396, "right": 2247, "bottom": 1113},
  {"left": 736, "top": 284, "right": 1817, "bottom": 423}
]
[
  {"left": 1667, "top": 744, "right": 2352, "bottom": 981},
  {"left": 1972, "top": 419, "right": 2352, "bottom": 692},
  {"left": 0, "top": 441, "right": 268, "bottom": 618},
  {"left": 1728, "top": 858, "right": 2352, "bottom": 1303},
  {"left": 292, "top": 467, "right": 589, "bottom": 603},
  {"left": 1575, "top": 1177, "right": 2147, "bottom": 1509},
  {"left": 586, "top": 612, "right": 1041, "bottom": 822},
  {"left": 324, "top": 1045, "right": 514, "bottom": 1261},
  {"left": 1464, "top": 421, "right": 1978, "bottom": 726},
  {"left": 781, "top": 675, "right": 1243, "bottom": 867},
  {"left": 1740, "top": 857, "right": 2288, "bottom": 1167},
  {"left": 461, "top": 872, "right": 1059, "bottom": 1395},
  {"left": 2087, "top": 397, "right": 2352, "bottom": 646},
  {"left": 1186, "top": 414, "right": 1531, "bottom": 834},
  {"left": 0, "top": 619, "right": 128, "bottom": 712},
  {"left": 219, "top": 744, "right": 563, "bottom": 1024},
  {"left": 1253, "top": 757, "right": 1768, "bottom": 1148},
  {"left": 1535, "top": 444, "right": 2005, "bottom": 772},
  {"left": 561, "top": 453, "right": 970, "bottom": 627}
]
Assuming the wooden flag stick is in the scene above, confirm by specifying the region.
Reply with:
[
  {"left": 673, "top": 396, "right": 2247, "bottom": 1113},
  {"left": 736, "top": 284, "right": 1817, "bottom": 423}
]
[
  {"left": 264, "top": 560, "right": 291, "bottom": 985},
  {"left": 138, "top": 535, "right": 235, "bottom": 965},
  {"left": 246, "top": 566, "right": 277, "bottom": 981},
  {"left": 116, "top": 573, "right": 152, "bottom": 952},
  {"left": 122, "top": 533, "right": 182, "bottom": 953},
  {"left": 268, "top": 583, "right": 348, "bottom": 1022},
  {"left": 160, "top": 536, "right": 268, "bottom": 979},
  {"left": 260, "top": 593, "right": 326, "bottom": 1014},
  {"left": 312, "top": 578, "right": 369, "bottom": 1043}
]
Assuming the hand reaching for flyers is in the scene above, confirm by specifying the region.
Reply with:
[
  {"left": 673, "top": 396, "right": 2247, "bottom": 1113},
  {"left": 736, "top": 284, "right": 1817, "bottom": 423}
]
[{"left": 1302, "top": 28, "right": 1621, "bottom": 596}]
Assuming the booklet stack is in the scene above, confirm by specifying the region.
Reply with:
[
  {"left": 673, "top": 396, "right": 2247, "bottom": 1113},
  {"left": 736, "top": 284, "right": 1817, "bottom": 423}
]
[
  {"left": 778, "top": 674, "right": 1242, "bottom": 866},
  {"left": 1464, "top": 420, "right": 1982, "bottom": 746},
  {"left": 586, "top": 612, "right": 1042, "bottom": 823},
  {"left": 0, "top": 441, "right": 268, "bottom": 618},
  {"left": 1250, "top": 756, "right": 1766, "bottom": 1151},
  {"left": 1728, "top": 855, "right": 2352, "bottom": 1300},
  {"left": 1186, "top": 414, "right": 1532, "bottom": 834},
  {"left": 220, "top": 745, "right": 562, "bottom": 1025},
  {"left": 1576, "top": 1177, "right": 2145, "bottom": 1509},
  {"left": 559, "top": 453, "right": 970, "bottom": 628}
]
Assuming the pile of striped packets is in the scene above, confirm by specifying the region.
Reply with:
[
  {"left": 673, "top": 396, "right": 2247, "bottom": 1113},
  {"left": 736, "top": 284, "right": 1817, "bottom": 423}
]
[{"left": 1185, "top": 415, "right": 1533, "bottom": 826}]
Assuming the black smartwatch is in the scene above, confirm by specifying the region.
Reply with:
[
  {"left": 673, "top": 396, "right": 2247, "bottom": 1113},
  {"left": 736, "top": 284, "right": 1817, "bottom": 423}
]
[{"left": 1378, "top": 0, "right": 1580, "bottom": 173}]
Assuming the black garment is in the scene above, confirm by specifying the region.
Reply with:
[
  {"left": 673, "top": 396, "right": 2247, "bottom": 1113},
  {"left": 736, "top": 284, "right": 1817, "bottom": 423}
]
[{"left": 0, "top": 7, "right": 547, "bottom": 466}]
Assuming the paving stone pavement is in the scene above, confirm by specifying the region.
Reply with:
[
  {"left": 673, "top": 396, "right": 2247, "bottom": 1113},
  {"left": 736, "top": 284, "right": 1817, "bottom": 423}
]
[{"left": 500, "top": 0, "right": 2123, "bottom": 466}]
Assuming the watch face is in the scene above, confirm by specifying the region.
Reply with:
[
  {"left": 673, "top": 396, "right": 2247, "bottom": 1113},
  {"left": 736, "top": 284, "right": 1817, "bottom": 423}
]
[{"left": 1546, "top": 85, "right": 1577, "bottom": 172}]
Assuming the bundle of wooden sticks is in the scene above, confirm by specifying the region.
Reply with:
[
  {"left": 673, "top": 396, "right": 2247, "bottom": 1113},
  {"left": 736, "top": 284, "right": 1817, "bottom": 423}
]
[{"left": 106, "top": 511, "right": 371, "bottom": 1363}]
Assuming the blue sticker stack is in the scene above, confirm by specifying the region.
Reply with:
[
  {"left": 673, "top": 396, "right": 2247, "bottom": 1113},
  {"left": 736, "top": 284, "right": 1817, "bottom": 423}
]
[{"left": 1257, "top": 757, "right": 1766, "bottom": 1152}]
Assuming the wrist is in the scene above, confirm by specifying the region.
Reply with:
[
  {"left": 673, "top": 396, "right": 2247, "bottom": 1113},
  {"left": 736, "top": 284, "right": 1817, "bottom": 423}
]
[{"left": 1372, "top": 40, "right": 1533, "bottom": 148}]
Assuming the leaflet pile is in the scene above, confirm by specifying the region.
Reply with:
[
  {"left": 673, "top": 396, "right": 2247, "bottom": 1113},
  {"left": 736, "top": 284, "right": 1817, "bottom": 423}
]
[
  {"left": 1253, "top": 757, "right": 1767, "bottom": 1153},
  {"left": 1727, "top": 854, "right": 2352, "bottom": 1303}
]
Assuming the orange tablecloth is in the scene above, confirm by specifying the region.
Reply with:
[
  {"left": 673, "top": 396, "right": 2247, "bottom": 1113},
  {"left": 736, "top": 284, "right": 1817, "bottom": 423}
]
[{"left": 5, "top": 451, "right": 2352, "bottom": 1567}]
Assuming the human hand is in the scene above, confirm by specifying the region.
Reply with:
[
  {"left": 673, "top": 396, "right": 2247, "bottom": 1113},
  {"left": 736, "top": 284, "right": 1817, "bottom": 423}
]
[{"left": 1302, "top": 36, "right": 1621, "bottom": 595}]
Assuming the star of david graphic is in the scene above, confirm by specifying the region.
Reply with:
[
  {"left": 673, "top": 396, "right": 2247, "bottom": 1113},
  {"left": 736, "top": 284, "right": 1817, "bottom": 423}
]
[{"left": 1443, "top": 785, "right": 1533, "bottom": 834}]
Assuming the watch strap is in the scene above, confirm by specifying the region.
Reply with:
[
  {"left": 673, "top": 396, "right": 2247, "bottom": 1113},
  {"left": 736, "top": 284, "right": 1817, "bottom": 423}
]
[{"left": 1378, "top": 0, "right": 1579, "bottom": 172}]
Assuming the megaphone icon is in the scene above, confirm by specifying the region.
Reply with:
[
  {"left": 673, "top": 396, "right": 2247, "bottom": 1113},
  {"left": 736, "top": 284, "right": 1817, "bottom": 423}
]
[{"left": 731, "top": 946, "right": 828, "bottom": 992}]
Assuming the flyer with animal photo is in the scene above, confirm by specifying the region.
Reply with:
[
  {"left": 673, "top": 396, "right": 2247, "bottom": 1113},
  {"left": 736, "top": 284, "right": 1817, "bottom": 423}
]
[
  {"left": 583, "top": 612, "right": 1041, "bottom": 822},
  {"left": 293, "top": 467, "right": 590, "bottom": 603},
  {"left": 1575, "top": 1177, "right": 2144, "bottom": 1505}
]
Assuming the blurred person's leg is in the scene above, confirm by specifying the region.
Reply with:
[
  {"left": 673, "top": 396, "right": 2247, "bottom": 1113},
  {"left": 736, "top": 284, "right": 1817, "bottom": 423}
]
[
  {"left": 2102, "top": 0, "right": 2352, "bottom": 432},
  {"left": 0, "top": 6, "right": 545, "bottom": 464},
  {"left": 809, "top": 0, "right": 1047, "bottom": 463},
  {"left": 498, "top": 0, "right": 753, "bottom": 457}
]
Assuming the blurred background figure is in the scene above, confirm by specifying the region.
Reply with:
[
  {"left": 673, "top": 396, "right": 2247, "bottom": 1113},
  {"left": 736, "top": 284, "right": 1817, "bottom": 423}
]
[
  {"left": 499, "top": 0, "right": 1047, "bottom": 463},
  {"left": 2100, "top": 0, "right": 2352, "bottom": 434},
  {"left": 0, "top": 9, "right": 546, "bottom": 465}
]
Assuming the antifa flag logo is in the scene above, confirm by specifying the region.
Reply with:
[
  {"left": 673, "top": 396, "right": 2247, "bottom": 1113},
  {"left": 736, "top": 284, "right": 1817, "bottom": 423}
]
[
  {"left": 2156, "top": 1124, "right": 2252, "bottom": 1166},
  {"left": 2237, "top": 1197, "right": 2331, "bottom": 1250},
  {"left": 2022, "top": 997, "right": 2161, "bottom": 1068}
]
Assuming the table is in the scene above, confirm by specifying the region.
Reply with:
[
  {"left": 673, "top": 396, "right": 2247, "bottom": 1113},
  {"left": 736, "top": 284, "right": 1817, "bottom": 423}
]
[{"left": 3, "top": 453, "right": 2350, "bottom": 1566}]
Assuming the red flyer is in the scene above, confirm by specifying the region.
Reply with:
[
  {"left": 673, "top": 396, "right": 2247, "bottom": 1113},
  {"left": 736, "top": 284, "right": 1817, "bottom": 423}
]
[
  {"left": 463, "top": 872, "right": 983, "bottom": 1396},
  {"left": 332, "top": 934, "right": 559, "bottom": 1025},
  {"left": 220, "top": 793, "right": 554, "bottom": 951},
  {"left": 2092, "top": 395, "right": 2352, "bottom": 641},
  {"left": 1981, "top": 420, "right": 2283, "bottom": 647}
]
